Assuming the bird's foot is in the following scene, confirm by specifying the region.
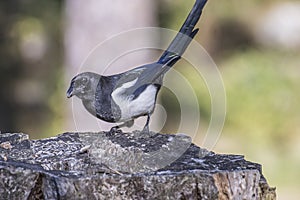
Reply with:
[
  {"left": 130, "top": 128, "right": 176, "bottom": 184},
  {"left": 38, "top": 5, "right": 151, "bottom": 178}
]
[
  {"left": 107, "top": 126, "right": 121, "bottom": 136},
  {"left": 107, "top": 120, "right": 133, "bottom": 136}
]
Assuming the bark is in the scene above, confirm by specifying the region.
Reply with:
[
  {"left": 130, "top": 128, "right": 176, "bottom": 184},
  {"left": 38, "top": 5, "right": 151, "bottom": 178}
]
[{"left": 0, "top": 132, "right": 276, "bottom": 200}]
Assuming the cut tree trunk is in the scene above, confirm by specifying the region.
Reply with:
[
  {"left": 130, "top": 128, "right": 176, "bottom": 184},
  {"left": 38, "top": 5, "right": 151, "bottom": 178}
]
[{"left": 0, "top": 132, "right": 276, "bottom": 200}]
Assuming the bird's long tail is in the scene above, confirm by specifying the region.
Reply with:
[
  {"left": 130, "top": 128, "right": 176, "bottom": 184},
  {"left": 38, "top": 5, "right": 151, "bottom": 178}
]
[{"left": 157, "top": 0, "right": 207, "bottom": 66}]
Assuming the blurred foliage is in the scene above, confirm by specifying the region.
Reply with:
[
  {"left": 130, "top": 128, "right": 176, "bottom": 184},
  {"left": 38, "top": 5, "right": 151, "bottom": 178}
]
[
  {"left": 0, "top": 0, "right": 63, "bottom": 138},
  {"left": 223, "top": 49, "right": 300, "bottom": 145},
  {"left": 218, "top": 49, "right": 300, "bottom": 200},
  {"left": 159, "top": 0, "right": 300, "bottom": 199}
]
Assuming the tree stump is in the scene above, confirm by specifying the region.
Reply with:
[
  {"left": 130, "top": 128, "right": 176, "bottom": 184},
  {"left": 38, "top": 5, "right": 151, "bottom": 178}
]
[{"left": 0, "top": 132, "right": 276, "bottom": 199}]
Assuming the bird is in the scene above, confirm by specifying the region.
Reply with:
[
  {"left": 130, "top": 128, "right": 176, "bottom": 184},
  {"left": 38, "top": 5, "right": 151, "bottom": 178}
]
[{"left": 66, "top": 0, "right": 208, "bottom": 134}]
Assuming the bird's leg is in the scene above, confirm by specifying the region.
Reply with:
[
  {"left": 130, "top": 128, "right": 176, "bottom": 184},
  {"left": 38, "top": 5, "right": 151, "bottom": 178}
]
[
  {"left": 142, "top": 114, "right": 151, "bottom": 134},
  {"left": 109, "top": 120, "right": 134, "bottom": 134}
]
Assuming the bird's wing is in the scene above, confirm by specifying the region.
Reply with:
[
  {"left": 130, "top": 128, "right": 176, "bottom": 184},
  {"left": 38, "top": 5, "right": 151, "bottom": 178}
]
[
  {"left": 112, "top": 56, "right": 179, "bottom": 99},
  {"left": 111, "top": 65, "right": 158, "bottom": 99}
]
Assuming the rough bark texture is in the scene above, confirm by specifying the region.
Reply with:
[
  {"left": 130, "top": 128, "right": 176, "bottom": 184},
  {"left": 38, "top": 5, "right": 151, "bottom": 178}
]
[{"left": 0, "top": 132, "right": 276, "bottom": 200}]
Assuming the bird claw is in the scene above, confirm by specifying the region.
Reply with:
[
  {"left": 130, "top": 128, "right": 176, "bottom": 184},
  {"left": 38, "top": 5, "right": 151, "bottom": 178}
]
[
  {"left": 107, "top": 126, "right": 118, "bottom": 136},
  {"left": 107, "top": 126, "right": 120, "bottom": 136}
]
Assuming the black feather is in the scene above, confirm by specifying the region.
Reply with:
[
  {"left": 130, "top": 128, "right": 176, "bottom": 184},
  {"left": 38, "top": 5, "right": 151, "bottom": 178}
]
[
  {"left": 158, "top": 0, "right": 207, "bottom": 66},
  {"left": 95, "top": 76, "right": 122, "bottom": 122}
]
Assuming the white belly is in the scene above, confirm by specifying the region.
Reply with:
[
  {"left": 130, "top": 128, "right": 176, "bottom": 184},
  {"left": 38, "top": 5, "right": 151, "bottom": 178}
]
[{"left": 112, "top": 82, "right": 157, "bottom": 122}]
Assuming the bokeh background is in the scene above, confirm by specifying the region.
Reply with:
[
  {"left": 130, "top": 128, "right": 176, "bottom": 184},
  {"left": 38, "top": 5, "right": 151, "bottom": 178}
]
[{"left": 0, "top": 0, "right": 299, "bottom": 199}]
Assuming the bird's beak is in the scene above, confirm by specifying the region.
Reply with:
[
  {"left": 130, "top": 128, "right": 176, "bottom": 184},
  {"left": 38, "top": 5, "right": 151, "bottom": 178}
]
[{"left": 66, "top": 84, "right": 74, "bottom": 98}]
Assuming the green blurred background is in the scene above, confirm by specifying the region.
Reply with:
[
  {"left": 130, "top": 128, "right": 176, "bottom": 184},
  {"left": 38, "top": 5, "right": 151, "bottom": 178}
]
[{"left": 0, "top": 0, "right": 299, "bottom": 199}]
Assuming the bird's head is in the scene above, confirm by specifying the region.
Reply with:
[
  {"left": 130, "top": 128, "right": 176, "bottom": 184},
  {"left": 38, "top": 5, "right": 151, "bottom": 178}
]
[{"left": 66, "top": 72, "right": 100, "bottom": 100}]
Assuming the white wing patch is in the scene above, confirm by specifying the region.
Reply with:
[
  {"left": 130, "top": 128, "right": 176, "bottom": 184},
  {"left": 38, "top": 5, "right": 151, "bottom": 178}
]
[{"left": 119, "top": 78, "right": 138, "bottom": 89}]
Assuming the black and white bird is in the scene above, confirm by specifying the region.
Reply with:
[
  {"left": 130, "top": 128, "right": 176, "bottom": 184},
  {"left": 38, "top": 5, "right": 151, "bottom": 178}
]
[{"left": 66, "top": 0, "right": 208, "bottom": 133}]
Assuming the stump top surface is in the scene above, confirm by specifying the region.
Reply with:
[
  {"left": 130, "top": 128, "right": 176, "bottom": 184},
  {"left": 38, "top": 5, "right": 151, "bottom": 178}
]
[{"left": 0, "top": 132, "right": 261, "bottom": 176}]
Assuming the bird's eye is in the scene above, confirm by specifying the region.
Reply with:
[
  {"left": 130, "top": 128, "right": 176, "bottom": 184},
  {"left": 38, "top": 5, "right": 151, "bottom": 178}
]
[{"left": 82, "top": 77, "right": 88, "bottom": 84}]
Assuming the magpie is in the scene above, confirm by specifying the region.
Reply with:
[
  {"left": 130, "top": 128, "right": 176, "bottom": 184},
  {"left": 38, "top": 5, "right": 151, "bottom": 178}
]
[{"left": 66, "top": 0, "right": 208, "bottom": 133}]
